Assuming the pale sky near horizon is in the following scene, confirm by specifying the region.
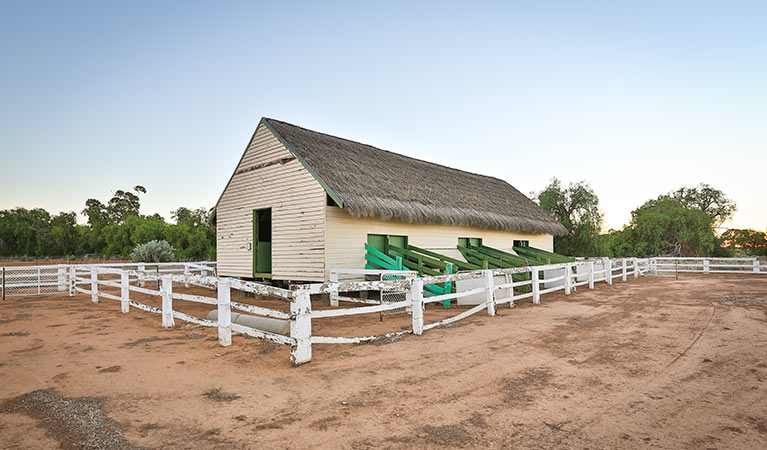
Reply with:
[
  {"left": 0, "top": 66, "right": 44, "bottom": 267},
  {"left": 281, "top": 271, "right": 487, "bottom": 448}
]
[{"left": 1, "top": 1, "right": 765, "bottom": 231}]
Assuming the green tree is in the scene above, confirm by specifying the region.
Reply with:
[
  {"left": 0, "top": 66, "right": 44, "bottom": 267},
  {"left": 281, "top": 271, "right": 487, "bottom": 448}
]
[
  {"left": 534, "top": 178, "right": 604, "bottom": 256},
  {"left": 609, "top": 198, "right": 715, "bottom": 257},
  {"left": 668, "top": 183, "right": 736, "bottom": 227},
  {"left": 720, "top": 228, "right": 767, "bottom": 256}
]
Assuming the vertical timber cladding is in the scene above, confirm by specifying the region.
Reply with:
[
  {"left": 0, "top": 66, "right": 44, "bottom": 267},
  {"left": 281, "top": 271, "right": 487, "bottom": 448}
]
[
  {"left": 325, "top": 206, "right": 554, "bottom": 278},
  {"left": 216, "top": 124, "right": 326, "bottom": 281}
]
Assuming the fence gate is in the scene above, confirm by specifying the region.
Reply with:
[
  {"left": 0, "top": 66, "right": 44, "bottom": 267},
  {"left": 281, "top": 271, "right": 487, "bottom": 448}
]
[
  {"left": 380, "top": 273, "right": 411, "bottom": 316},
  {"left": 1, "top": 266, "right": 67, "bottom": 299}
]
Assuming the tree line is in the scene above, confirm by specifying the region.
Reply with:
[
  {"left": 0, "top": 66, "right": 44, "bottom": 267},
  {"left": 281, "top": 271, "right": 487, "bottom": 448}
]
[
  {"left": 535, "top": 180, "right": 766, "bottom": 258},
  {"left": 0, "top": 186, "right": 215, "bottom": 261}
]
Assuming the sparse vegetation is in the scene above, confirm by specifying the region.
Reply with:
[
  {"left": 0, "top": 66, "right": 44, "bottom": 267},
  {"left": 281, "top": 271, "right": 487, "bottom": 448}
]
[{"left": 203, "top": 388, "right": 241, "bottom": 402}]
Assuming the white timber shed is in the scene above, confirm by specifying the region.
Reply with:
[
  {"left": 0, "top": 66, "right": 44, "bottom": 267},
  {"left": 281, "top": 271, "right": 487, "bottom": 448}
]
[{"left": 215, "top": 118, "right": 567, "bottom": 282}]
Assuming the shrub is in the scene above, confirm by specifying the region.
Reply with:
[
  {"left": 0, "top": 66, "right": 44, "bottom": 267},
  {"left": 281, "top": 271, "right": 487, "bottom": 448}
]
[{"left": 130, "top": 240, "right": 175, "bottom": 262}]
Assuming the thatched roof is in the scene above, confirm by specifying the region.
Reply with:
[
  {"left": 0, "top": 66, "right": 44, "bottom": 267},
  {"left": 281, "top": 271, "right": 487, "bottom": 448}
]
[{"left": 261, "top": 118, "right": 567, "bottom": 236}]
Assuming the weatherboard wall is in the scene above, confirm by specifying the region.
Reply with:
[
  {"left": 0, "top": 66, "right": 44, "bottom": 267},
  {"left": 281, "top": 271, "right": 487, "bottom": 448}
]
[
  {"left": 324, "top": 206, "right": 554, "bottom": 278},
  {"left": 216, "top": 123, "right": 326, "bottom": 281}
]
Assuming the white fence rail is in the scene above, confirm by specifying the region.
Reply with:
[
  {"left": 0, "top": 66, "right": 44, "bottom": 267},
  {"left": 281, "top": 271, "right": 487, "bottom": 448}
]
[{"left": 2, "top": 257, "right": 764, "bottom": 366}]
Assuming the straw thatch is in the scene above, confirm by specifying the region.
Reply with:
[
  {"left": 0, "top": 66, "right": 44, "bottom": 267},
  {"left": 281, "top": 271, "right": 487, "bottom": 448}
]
[{"left": 264, "top": 118, "right": 567, "bottom": 236}]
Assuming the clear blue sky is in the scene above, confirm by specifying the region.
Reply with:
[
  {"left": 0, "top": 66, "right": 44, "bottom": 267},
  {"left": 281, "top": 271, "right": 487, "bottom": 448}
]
[{"left": 1, "top": 1, "right": 765, "bottom": 231}]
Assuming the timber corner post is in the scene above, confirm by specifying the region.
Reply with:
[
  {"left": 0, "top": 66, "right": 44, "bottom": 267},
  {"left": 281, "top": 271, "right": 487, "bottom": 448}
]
[
  {"left": 217, "top": 278, "right": 232, "bottom": 346},
  {"left": 290, "top": 289, "right": 312, "bottom": 365},
  {"left": 161, "top": 275, "right": 175, "bottom": 328},
  {"left": 120, "top": 271, "right": 130, "bottom": 313},
  {"left": 483, "top": 270, "right": 496, "bottom": 316},
  {"left": 68, "top": 266, "right": 76, "bottom": 297},
  {"left": 410, "top": 278, "right": 424, "bottom": 335},
  {"left": 329, "top": 271, "right": 339, "bottom": 307},
  {"left": 90, "top": 267, "right": 98, "bottom": 304},
  {"left": 531, "top": 268, "right": 540, "bottom": 304}
]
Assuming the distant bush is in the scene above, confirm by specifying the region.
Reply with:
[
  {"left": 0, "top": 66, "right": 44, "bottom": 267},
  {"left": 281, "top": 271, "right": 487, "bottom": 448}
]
[{"left": 130, "top": 240, "right": 175, "bottom": 262}]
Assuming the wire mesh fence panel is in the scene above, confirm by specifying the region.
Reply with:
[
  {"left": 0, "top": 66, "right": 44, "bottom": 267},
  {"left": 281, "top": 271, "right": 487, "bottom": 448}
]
[
  {"left": 2, "top": 266, "right": 67, "bottom": 297},
  {"left": 380, "top": 273, "right": 410, "bottom": 316}
]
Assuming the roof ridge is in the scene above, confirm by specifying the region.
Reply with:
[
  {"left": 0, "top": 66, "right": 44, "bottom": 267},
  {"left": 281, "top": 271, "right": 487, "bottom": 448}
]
[{"left": 263, "top": 117, "right": 516, "bottom": 186}]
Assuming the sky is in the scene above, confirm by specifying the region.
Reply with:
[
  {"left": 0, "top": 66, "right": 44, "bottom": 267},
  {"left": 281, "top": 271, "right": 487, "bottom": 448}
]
[{"left": 1, "top": 0, "right": 765, "bottom": 231}]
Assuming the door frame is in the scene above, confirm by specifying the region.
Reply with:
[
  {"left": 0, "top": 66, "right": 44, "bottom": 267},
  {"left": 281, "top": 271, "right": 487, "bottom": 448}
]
[{"left": 253, "top": 208, "right": 272, "bottom": 278}]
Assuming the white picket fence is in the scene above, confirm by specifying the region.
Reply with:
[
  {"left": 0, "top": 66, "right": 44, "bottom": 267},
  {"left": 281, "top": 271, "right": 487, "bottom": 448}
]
[{"left": 3, "top": 257, "right": 764, "bottom": 365}]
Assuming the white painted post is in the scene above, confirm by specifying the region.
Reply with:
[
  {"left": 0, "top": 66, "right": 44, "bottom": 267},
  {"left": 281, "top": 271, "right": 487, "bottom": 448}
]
[
  {"left": 505, "top": 273, "right": 514, "bottom": 308},
  {"left": 754, "top": 260, "right": 759, "bottom": 273},
  {"left": 410, "top": 278, "right": 424, "bottom": 335},
  {"left": 588, "top": 261, "right": 595, "bottom": 289},
  {"left": 138, "top": 263, "right": 146, "bottom": 287},
  {"left": 90, "top": 267, "right": 98, "bottom": 304},
  {"left": 483, "top": 270, "right": 496, "bottom": 316},
  {"left": 703, "top": 259, "right": 710, "bottom": 274},
  {"left": 57, "top": 266, "right": 66, "bottom": 292},
  {"left": 161, "top": 275, "right": 174, "bottom": 328},
  {"left": 633, "top": 258, "right": 639, "bottom": 278},
  {"left": 606, "top": 259, "right": 613, "bottom": 285},
  {"left": 532, "top": 268, "right": 540, "bottom": 304},
  {"left": 120, "top": 271, "right": 129, "bottom": 313},
  {"left": 217, "top": 278, "right": 232, "bottom": 346},
  {"left": 621, "top": 259, "right": 627, "bottom": 281},
  {"left": 329, "top": 271, "right": 339, "bottom": 307},
  {"left": 68, "top": 266, "right": 75, "bottom": 296},
  {"left": 290, "top": 289, "right": 312, "bottom": 365},
  {"left": 184, "top": 264, "right": 190, "bottom": 288},
  {"left": 563, "top": 264, "right": 571, "bottom": 295}
]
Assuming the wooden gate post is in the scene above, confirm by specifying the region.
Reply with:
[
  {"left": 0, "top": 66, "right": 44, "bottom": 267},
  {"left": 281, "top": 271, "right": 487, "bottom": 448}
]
[
  {"left": 329, "top": 271, "right": 339, "bottom": 307},
  {"left": 90, "top": 267, "right": 99, "bottom": 304},
  {"left": 120, "top": 271, "right": 129, "bottom": 313},
  {"left": 138, "top": 263, "right": 146, "bottom": 287},
  {"left": 184, "top": 264, "right": 190, "bottom": 288},
  {"left": 483, "top": 270, "right": 496, "bottom": 316},
  {"left": 532, "top": 268, "right": 540, "bottom": 304},
  {"left": 588, "top": 261, "right": 595, "bottom": 289},
  {"left": 633, "top": 258, "right": 639, "bottom": 278},
  {"left": 605, "top": 258, "right": 613, "bottom": 285},
  {"left": 217, "top": 278, "right": 232, "bottom": 346},
  {"left": 68, "top": 266, "right": 76, "bottom": 297},
  {"left": 622, "top": 259, "right": 627, "bottom": 281},
  {"left": 57, "top": 266, "right": 66, "bottom": 292},
  {"left": 290, "top": 289, "right": 312, "bottom": 365},
  {"left": 161, "top": 275, "right": 175, "bottom": 328},
  {"left": 410, "top": 278, "right": 424, "bottom": 335},
  {"left": 565, "top": 263, "right": 572, "bottom": 295}
]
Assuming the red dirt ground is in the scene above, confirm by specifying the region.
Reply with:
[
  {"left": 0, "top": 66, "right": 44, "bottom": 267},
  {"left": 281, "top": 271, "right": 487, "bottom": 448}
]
[{"left": 1, "top": 274, "right": 766, "bottom": 449}]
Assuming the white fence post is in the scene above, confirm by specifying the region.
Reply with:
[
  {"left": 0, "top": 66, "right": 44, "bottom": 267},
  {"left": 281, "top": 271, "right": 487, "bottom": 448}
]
[
  {"left": 565, "top": 264, "right": 572, "bottom": 295},
  {"left": 532, "top": 268, "right": 540, "bottom": 304},
  {"left": 606, "top": 259, "right": 613, "bottom": 285},
  {"left": 483, "top": 270, "right": 496, "bottom": 316},
  {"left": 622, "top": 259, "right": 627, "bottom": 281},
  {"left": 57, "top": 266, "right": 66, "bottom": 292},
  {"left": 184, "top": 264, "right": 190, "bottom": 288},
  {"left": 120, "top": 271, "right": 129, "bottom": 313},
  {"left": 138, "top": 263, "right": 146, "bottom": 287},
  {"left": 90, "top": 267, "right": 99, "bottom": 304},
  {"left": 754, "top": 260, "right": 760, "bottom": 273},
  {"left": 329, "top": 271, "right": 339, "bottom": 307},
  {"left": 411, "top": 278, "right": 424, "bottom": 335},
  {"left": 217, "top": 278, "right": 232, "bottom": 346},
  {"left": 588, "top": 261, "right": 595, "bottom": 289},
  {"left": 290, "top": 289, "right": 312, "bottom": 365},
  {"left": 68, "top": 266, "right": 76, "bottom": 296},
  {"left": 161, "top": 275, "right": 175, "bottom": 328},
  {"left": 633, "top": 258, "right": 638, "bottom": 278},
  {"left": 703, "top": 259, "right": 710, "bottom": 274},
  {"left": 505, "top": 273, "right": 514, "bottom": 308}
]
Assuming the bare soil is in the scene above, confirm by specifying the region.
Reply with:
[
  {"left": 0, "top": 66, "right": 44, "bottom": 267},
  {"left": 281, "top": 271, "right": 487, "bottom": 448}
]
[{"left": 1, "top": 274, "right": 766, "bottom": 449}]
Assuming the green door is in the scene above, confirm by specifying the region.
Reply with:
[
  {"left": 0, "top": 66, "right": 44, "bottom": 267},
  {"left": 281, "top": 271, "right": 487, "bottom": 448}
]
[{"left": 253, "top": 209, "right": 272, "bottom": 277}]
